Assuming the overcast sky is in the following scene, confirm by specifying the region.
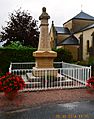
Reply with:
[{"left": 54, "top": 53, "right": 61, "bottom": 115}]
[{"left": 0, "top": 0, "right": 94, "bottom": 30}]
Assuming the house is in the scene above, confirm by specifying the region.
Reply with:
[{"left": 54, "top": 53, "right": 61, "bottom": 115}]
[{"left": 50, "top": 11, "right": 94, "bottom": 61}]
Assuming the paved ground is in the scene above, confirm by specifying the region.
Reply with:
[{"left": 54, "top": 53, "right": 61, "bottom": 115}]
[
  {"left": 0, "top": 88, "right": 94, "bottom": 119},
  {"left": 0, "top": 101, "right": 94, "bottom": 119},
  {"left": 0, "top": 88, "right": 94, "bottom": 113}
]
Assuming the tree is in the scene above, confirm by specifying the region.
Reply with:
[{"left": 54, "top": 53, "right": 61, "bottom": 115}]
[{"left": 1, "top": 8, "right": 39, "bottom": 48}]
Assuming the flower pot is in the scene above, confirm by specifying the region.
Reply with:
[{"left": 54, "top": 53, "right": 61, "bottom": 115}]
[{"left": 4, "top": 91, "right": 18, "bottom": 100}]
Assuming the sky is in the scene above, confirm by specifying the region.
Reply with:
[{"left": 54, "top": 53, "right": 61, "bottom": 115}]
[{"left": 0, "top": 0, "right": 94, "bottom": 31}]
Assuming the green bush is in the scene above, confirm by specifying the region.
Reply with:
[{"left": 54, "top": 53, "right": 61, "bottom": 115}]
[
  {"left": 0, "top": 47, "right": 36, "bottom": 73},
  {"left": 53, "top": 48, "right": 73, "bottom": 62},
  {"left": 76, "top": 60, "right": 89, "bottom": 66},
  {"left": 0, "top": 47, "right": 73, "bottom": 73},
  {"left": 88, "top": 56, "right": 94, "bottom": 65},
  {"left": 88, "top": 56, "right": 94, "bottom": 76}
]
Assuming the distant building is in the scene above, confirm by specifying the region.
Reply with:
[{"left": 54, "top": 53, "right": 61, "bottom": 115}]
[{"left": 50, "top": 11, "right": 94, "bottom": 61}]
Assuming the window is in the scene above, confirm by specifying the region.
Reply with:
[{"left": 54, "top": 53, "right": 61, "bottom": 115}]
[
  {"left": 91, "top": 32, "right": 94, "bottom": 47},
  {"left": 92, "top": 36, "right": 94, "bottom": 47},
  {"left": 87, "top": 40, "right": 89, "bottom": 53},
  {"left": 79, "top": 34, "right": 83, "bottom": 60}
]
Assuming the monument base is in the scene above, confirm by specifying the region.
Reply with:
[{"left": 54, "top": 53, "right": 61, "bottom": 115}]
[
  {"left": 33, "top": 51, "right": 57, "bottom": 68},
  {"left": 32, "top": 67, "right": 58, "bottom": 77}
]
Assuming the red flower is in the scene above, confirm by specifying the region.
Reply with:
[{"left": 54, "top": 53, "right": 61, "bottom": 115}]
[
  {"left": 6, "top": 72, "right": 11, "bottom": 76},
  {"left": 0, "top": 72, "right": 25, "bottom": 93},
  {"left": 0, "top": 82, "right": 2, "bottom": 85},
  {"left": 86, "top": 77, "right": 94, "bottom": 89}
]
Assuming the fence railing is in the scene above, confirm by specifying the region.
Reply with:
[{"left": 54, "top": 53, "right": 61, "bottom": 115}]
[
  {"left": 9, "top": 62, "right": 91, "bottom": 91},
  {"left": 62, "top": 62, "right": 89, "bottom": 68}
]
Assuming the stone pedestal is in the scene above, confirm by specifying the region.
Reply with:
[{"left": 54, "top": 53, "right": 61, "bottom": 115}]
[
  {"left": 32, "top": 67, "right": 58, "bottom": 77},
  {"left": 33, "top": 51, "right": 57, "bottom": 68},
  {"left": 33, "top": 51, "right": 57, "bottom": 77}
]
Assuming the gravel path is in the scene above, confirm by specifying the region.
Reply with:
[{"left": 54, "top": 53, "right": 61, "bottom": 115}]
[{"left": 0, "top": 88, "right": 94, "bottom": 112}]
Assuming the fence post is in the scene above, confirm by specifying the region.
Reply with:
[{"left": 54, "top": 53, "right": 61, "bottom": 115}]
[
  {"left": 9, "top": 62, "right": 12, "bottom": 73},
  {"left": 60, "top": 69, "right": 62, "bottom": 89},
  {"left": 62, "top": 61, "right": 63, "bottom": 68},
  {"left": 90, "top": 66, "right": 91, "bottom": 77},
  {"left": 45, "top": 70, "right": 47, "bottom": 89}
]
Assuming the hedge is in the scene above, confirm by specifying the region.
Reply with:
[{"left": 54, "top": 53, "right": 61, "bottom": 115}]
[
  {"left": 0, "top": 47, "right": 36, "bottom": 73},
  {"left": 53, "top": 48, "right": 73, "bottom": 62},
  {"left": 0, "top": 47, "right": 73, "bottom": 73}
]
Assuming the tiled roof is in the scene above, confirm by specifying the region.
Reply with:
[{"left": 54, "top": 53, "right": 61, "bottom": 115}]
[
  {"left": 55, "top": 27, "right": 70, "bottom": 34},
  {"left": 81, "top": 24, "right": 94, "bottom": 31},
  {"left": 58, "top": 35, "right": 79, "bottom": 45},
  {"left": 74, "top": 23, "right": 94, "bottom": 33},
  {"left": 73, "top": 11, "right": 94, "bottom": 20},
  {"left": 64, "top": 11, "right": 94, "bottom": 25}
]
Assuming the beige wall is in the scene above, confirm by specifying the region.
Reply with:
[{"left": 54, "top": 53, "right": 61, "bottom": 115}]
[
  {"left": 64, "top": 45, "right": 78, "bottom": 61},
  {"left": 72, "top": 20, "right": 94, "bottom": 32},
  {"left": 56, "top": 45, "right": 78, "bottom": 61},
  {"left": 63, "top": 20, "right": 72, "bottom": 31},
  {"left": 64, "top": 19, "right": 94, "bottom": 33},
  {"left": 57, "top": 34, "right": 63, "bottom": 41},
  {"left": 74, "top": 28, "right": 94, "bottom": 61},
  {"left": 74, "top": 32, "right": 82, "bottom": 39},
  {"left": 57, "top": 34, "right": 70, "bottom": 42},
  {"left": 82, "top": 28, "right": 94, "bottom": 60},
  {"left": 49, "top": 26, "right": 56, "bottom": 48}
]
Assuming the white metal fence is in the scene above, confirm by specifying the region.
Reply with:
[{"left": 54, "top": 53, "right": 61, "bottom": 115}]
[{"left": 9, "top": 62, "right": 91, "bottom": 91}]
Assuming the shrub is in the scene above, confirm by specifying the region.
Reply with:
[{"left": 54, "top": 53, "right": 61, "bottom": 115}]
[
  {"left": 0, "top": 47, "right": 36, "bottom": 73},
  {"left": 53, "top": 48, "right": 73, "bottom": 62},
  {"left": 0, "top": 47, "right": 73, "bottom": 73}
]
